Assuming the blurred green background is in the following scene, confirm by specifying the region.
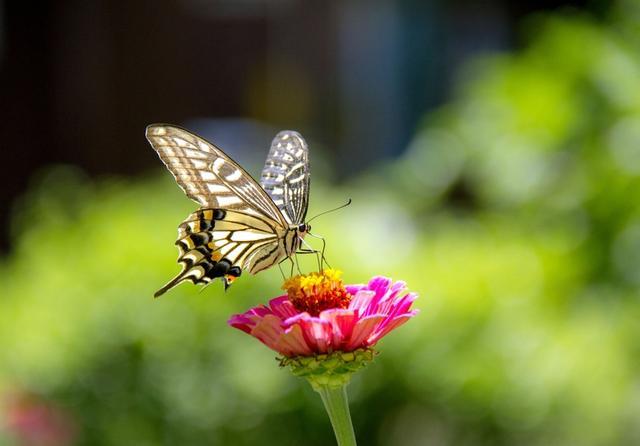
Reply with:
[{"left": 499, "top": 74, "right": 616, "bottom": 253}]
[{"left": 2, "top": 1, "right": 640, "bottom": 445}]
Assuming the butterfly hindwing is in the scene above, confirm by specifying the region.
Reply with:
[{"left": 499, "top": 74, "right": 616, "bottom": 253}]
[
  {"left": 154, "top": 208, "right": 283, "bottom": 296},
  {"left": 260, "top": 131, "right": 310, "bottom": 225}
]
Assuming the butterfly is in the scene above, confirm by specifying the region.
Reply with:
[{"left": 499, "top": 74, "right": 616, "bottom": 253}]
[{"left": 146, "top": 124, "right": 311, "bottom": 297}]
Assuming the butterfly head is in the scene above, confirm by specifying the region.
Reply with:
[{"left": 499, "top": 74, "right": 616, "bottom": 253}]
[{"left": 297, "top": 223, "right": 310, "bottom": 236}]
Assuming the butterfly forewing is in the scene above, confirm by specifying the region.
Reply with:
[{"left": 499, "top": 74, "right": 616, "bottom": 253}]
[
  {"left": 260, "top": 131, "right": 310, "bottom": 225},
  {"left": 146, "top": 125, "right": 286, "bottom": 225}
]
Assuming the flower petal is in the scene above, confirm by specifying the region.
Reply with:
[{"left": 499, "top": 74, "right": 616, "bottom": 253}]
[
  {"left": 345, "top": 284, "right": 366, "bottom": 295},
  {"left": 348, "top": 290, "right": 376, "bottom": 314},
  {"left": 346, "top": 314, "right": 386, "bottom": 350},
  {"left": 269, "top": 295, "right": 299, "bottom": 319},
  {"left": 250, "top": 314, "right": 285, "bottom": 351},
  {"left": 367, "top": 310, "right": 419, "bottom": 345},
  {"left": 284, "top": 313, "right": 333, "bottom": 353},
  {"left": 277, "top": 324, "right": 314, "bottom": 356},
  {"left": 227, "top": 314, "right": 254, "bottom": 333},
  {"left": 320, "top": 309, "right": 356, "bottom": 350},
  {"left": 229, "top": 275, "right": 419, "bottom": 356}
]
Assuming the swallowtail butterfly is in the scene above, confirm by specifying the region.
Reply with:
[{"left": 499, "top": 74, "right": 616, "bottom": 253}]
[{"left": 146, "top": 124, "right": 310, "bottom": 297}]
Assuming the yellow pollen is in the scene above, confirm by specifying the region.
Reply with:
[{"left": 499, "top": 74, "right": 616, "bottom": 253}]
[{"left": 282, "top": 269, "right": 352, "bottom": 316}]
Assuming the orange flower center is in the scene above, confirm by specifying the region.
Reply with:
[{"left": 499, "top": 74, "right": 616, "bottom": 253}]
[{"left": 282, "top": 269, "right": 352, "bottom": 316}]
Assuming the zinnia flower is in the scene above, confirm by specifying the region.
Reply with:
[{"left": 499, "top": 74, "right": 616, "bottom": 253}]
[
  {"left": 228, "top": 269, "right": 419, "bottom": 446},
  {"left": 228, "top": 269, "right": 418, "bottom": 358}
]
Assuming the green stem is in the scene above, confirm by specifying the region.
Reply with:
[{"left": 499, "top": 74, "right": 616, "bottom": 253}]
[{"left": 315, "top": 384, "right": 357, "bottom": 446}]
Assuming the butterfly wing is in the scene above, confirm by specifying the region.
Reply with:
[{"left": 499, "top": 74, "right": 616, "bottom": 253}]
[
  {"left": 146, "top": 124, "right": 287, "bottom": 225},
  {"left": 153, "top": 209, "right": 286, "bottom": 297},
  {"left": 146, "top": 124, "right": 295, "bottom": 296},
  {"left": 260, "top": 130, "right": 310, "bottom": 225}
]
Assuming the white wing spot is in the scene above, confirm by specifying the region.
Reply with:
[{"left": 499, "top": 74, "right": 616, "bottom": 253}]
[
  {"left": 225, "top": 169, "right": 242, "bottom": 181},
  {"left": 198, "top": 141, "right": 212, "bottom": 152},
  {"left": 219, "top": 243, "right": 237, "bottom": 256},
  {"left": 184, "top": 148, "right": 208, "bottom": 159},
  {"left": 207, "top": 183, "right": 229, "bottom": 193},
  {"left": 212, "top": 158, "right": 225, "bottom": 173},
  {"left": 231, "top": 232, "right": 274, "bottom": 242},
  {"left": 228, "top": 243, "right": 252, "bottom": 261},
  {"left": 217, "top": 195, "right": 243, "bottom": 206},
  {"left": 191, "top": 159, "right": 208, "bottom": 169},
  {"left": 174, "top": 137, "right": 189, "bottom": 147},
  {"left": 183, "top": 251, "right": 204, "bottom": 264}
]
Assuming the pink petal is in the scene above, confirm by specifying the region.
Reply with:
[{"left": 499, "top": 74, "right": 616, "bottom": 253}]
[
  {"left": 348, "top": 290, "right": 376, "bottom": 314},
  {"left": 277, "top": 324, "right": 314, "bottom": 356},
  {"left": 346, "top": 284, "right": 366, "bottom": 295},
  {"left": 368, "top": 276, "right": 393, "bottom": 300},
  {"left": 394, "top": 292, "right": 418, "bottom": 314},
  {"left": 345, "top": 314, "right": 385, "bottom": 350},
  {"left": 285, "top": 313, "right": 332, "bottom": 353},
  {"left": 248, "top": 305, "right": 273, "bottom": 318},
  {"left": 250, "top": 314, "right": 285, "bottom": 351},
  {"left": 367, "top": 310, "right": 419, "bottom": 345},
  {"left": 229, "top": 275, "right": 418, "bottom": 356},
  {"left": 227, "top": 314, "right": 254, "bottom": 333},
  {"left": 377, "top": 293, "right": 418, "bottom": 324},
  {"left": 269, "top": 295, "right": 300, "bottom": 319},
  {"left": 320, "top": 309, "right": 356, "bottom": 350},
  {"left": 384, "top": 280, "right": 408, "bottom": 302},
  {"left": 360, "top": 277, "right": 393, "bottom": 317}
]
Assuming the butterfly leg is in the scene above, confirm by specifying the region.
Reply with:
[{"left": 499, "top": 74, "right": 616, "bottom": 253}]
[
  {"left": 290, "top": 256, "right": 296, "bottom": 276},
  {"left": 296, "top": 248, "right": 320, "bottom": 269},
  {"left": 277, "top": 255, "right": 295, "bottom": 277},
  {"left": 277, "top": 260, "right": 287, "bottom": 281},
  {"left": 293, "top": 252, "right": 304, "bottom": 275},
  {"left": 298, "top": 236, "right": 327, "bottom": 271},
  {"left": 304, "top": 232, "right": 331, "bottom": 270}
]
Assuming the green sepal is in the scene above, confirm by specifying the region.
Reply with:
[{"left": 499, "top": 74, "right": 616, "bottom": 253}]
[{"left": 278, "top": 348, "right": 376, "bottom": 391}]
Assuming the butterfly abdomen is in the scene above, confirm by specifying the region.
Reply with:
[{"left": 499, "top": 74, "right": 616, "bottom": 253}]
[{"left": 154, "top": 208, "right": 242, "bottom": 297}]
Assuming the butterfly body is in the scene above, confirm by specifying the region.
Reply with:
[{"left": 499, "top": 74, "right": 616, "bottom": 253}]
[{"left": 146, "top": 124, "right": 310, "bottom": 297}]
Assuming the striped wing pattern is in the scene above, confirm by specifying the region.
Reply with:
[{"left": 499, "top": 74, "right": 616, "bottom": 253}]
[
  {"left": 260, "top": 131, "right": 310, "bottom": 225},
  {"left": 146, "top": 125, "right": 286, "bottom": 225},
  {"left": 146, "top": 124, "right": 307, "bottom": 297},
  {"left": 153, "top": 209, "right": 286, "bottom": 297}
]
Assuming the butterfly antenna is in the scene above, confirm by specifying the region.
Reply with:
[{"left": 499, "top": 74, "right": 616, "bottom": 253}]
[{"left": 307, "top": 198, "right": 352, "bottom": 224}]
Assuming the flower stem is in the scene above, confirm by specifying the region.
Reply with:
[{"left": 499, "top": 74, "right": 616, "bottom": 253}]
[{"left": 316, "top": 384, "right": 357, "bottom": 446}]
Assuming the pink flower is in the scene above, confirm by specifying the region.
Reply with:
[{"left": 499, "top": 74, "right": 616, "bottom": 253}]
[
  {"left": 2, "top": 391, "right": 77, "bottom": 446},
  {"left": 228, "top": 270, "right": 418, "bottom": 357}
]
